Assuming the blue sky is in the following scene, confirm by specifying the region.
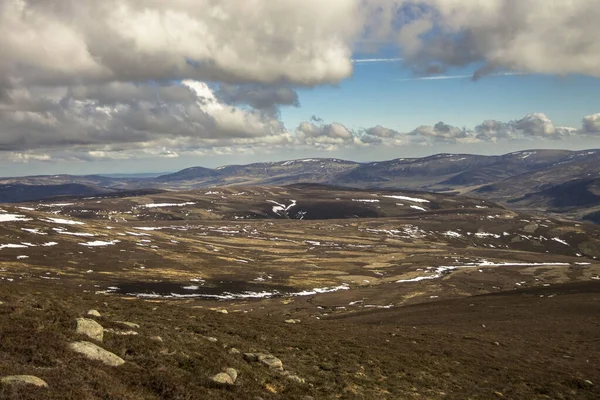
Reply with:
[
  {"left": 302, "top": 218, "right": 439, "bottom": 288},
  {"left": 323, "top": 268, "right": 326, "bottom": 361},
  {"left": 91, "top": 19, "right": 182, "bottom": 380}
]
[{"left": 283, "top": 61, "right": 600, "bottom": 133}]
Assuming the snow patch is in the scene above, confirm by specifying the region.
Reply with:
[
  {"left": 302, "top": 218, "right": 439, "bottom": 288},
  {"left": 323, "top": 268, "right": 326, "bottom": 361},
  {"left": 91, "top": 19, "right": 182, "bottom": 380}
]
[
  {"left": 291, "top": 284, "right": 350, "bottom": 297},
  {"left": 141, "top": 202, "right": 196, "bottom": 208},
  {"left": 382, "top": 195, "right": 430, "bottom": 203},
  {"left": 79, "top": 240, "right": 120, "bottom": 247},
  {"left": 0, "top": 244, "right": 28, "bottom": 250},
  {"left": 0, "top": 214, "right": 32, "bottom": 222},
  {"left": 443, "top": 231, "right": 462, "bottom": 238},
  {"left": 43, "top": 217, "right": 84, "bottom": 225},
  {"left": 552, "top": 237, "right": 569, "bottom": 246},
  {"left": 21, "top": 228, "right": 47, "bottom": 235}
]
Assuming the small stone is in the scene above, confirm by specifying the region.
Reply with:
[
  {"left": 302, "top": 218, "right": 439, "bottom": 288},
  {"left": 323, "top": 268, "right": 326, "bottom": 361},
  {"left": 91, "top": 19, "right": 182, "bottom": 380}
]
[
  {"left": 522, "top": 224, "right": 539, "bottom": 234},
  {"left": 265, "top": 383, "right": 277, "bottom": 393},
  {"left": 319, "top": 362, "right": 335, "bottom": 371},
  {"left": 211, "top": 372, "right": 234, "bottom": 385},
  {"left": 228, "top": 347, "right": 240, "bottom": 354},
  {"left": 215, "top": 309, "right": 228, "bottom": 314},
  {"left": 202, "top": 336, "right": 218, "bottom": 343},
  {"left": 243, "top": 353, "right": 283, "bottom": 370},
  {"left": 116, "top": 321, "right": 140, "bottom": 329},
  {"left": 75, "top": 318, "right": 104, "bottom": 342},
  {"left": 87, "top": 309, "right": 101, "bottom": 317},
  {"left": 584, "top": 379, "right": 593, "bottom": 386},
  {"left": 150, "top": 336, "right": 164, "bottom": 342},
  {"left": 1, "top": 375, "right": 48, "bottom": 388},
  {"left": 281, "top": 371, "right": 305, "bottom": 383},
  {"left": 68, "top": 341, "right": 125, "bottom": 366},
  {"left": 284, "top": 319, "right": 301, "bottom": 324},
  {"left": 261, "top": 355, "right": 283, "bottom": 370},
  {"left": 224, "top": 368, "right": 238, "bottom": 382},
  {"left": 105, "top": 328, "right": 138, "bottom": 336}
]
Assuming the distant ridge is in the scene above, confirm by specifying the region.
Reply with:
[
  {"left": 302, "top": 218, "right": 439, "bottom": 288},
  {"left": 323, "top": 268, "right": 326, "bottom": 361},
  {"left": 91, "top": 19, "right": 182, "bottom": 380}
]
[{"left": 2, "top": 149, "right": 600, "bottom": 222}]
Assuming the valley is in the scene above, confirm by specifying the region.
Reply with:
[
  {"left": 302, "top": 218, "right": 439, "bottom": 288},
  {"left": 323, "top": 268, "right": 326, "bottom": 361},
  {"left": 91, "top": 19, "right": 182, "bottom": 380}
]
[{"left": 1, "top": 186, "right": 599, "bottom": 399}]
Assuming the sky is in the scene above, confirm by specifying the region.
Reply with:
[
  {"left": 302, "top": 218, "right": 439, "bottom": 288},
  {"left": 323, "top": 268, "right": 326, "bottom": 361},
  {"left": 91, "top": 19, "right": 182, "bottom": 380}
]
[{"left": 1, "top": 0, "right": 600, "bottom": 176}]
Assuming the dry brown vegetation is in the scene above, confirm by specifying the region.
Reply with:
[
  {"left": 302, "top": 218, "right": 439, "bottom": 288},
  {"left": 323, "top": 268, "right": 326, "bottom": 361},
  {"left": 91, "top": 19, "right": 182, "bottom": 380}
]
[{"left": 1, "top": 186, "right": 600, "bottom": 399}]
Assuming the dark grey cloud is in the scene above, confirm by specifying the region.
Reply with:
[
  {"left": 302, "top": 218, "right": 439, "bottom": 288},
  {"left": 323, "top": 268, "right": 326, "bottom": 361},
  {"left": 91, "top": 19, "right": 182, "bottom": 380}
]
[
  {"left": 295, "top": 121, "right": 358, "bottom": 149},
  {"left": 215, "top": 84, "right": 299, "bottom": 116},
  {"left": 67, "top": 83, "right": 197, "bottom": 106},
  {"left": 360, "top": 125, "right": 402, "bottom": 144},
  {"left": 0, "top": 81, "right": 289, "bottom": 152}
]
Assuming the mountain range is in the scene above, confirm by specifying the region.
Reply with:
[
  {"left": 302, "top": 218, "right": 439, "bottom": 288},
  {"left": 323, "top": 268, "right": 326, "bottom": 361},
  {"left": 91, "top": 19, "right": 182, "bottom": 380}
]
[{"left": 2, "top": 149, "right": 599, "bottom": 222}]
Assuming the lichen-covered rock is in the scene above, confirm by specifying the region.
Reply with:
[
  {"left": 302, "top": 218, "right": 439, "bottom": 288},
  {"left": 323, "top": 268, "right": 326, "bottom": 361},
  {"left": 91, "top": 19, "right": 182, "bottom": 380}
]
[
  {"left": 281, "top": 371, "right": 305, "bottom": 383},
  {"left": 116, "top": 321, "right": 140, "bottom": 329},
  {"left": 68, "top": 341, "right": 125, "bottom": 366},
  {"left": 75, "top": 318, "right": 104, "bottom": 342},
  {"left": 1, "top": 375, "right": 48, "bottom": 388},
  {"left": 105, "top": 328, "right": 138, "bottom": 336},
  {"left": 224, "top": 368, "right": 238, "bottom": 382},
  {"left": 243, "top": 352, "right": 283, "bottom": 370},
  {"left": 211, "top": 372, "right": 234, "bottom": 385}
]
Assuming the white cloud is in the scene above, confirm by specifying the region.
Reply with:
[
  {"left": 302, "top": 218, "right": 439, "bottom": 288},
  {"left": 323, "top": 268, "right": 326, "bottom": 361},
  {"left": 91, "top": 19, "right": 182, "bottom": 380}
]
[
  {"left": 583, "top": 114, "right": 600, "bottom": 133},
  {"left": 2, "top": 0, "right": 599, "bottom": 94},
  {"left": 4, "top": 110, "right": 599, "bottom": 164},
  {"left": 396, "top": 0, "right": 600, "bottom": 78},
  {"left": 0, "top": 0, "right": 359, "bottom": 90}
]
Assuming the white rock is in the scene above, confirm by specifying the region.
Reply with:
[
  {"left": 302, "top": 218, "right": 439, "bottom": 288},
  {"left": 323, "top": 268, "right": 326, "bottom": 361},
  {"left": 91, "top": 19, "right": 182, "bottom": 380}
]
[
  {"left": 116, "top": 321, "right": 140, "bottom": 329},
  {"left": 75, "top": 318, "right": 104, "bottom": 342},
  {"left": 105, "top": 328, "right": 138, "bottom": 336},
  {"left": 224, "top": 368, "right": 238, "bottom": 382},
  {"left": 211, "top": 372, "right": 234, "bottom": 385},
  {"left": 68, "top": 341, "right": 125, "bottom": 366},
  {"left": 1, "top": 375, "right": 48, "bottom": 388}
]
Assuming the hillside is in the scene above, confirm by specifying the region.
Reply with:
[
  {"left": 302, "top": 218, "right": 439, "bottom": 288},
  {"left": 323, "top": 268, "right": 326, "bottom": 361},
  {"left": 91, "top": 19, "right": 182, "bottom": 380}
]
[
  {"left": 2, "top": 150, "right": 600, "bottom": 221},
  {"left": 1, "top": 186, "right": 599, "bottom": 399}
]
